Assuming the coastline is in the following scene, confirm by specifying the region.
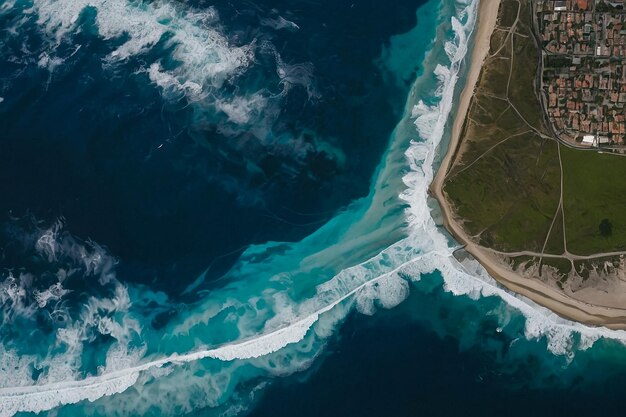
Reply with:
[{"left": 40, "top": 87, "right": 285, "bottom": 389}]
[{"left": 430, "top": 0, "right": 626, "bottom": 330}]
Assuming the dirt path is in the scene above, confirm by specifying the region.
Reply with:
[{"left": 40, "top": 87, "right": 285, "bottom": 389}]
[{"left": 430, "top": 0, "right": 626, "bottom": 328}]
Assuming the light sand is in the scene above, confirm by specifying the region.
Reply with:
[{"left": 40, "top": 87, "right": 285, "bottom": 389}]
[{"left": 430, "top": 0, "right": 626, "bottom": 329}]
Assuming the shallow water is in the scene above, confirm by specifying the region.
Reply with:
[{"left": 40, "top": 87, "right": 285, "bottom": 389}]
[{"left": 2, "top": 0, "right": 626, "bottom": 416}]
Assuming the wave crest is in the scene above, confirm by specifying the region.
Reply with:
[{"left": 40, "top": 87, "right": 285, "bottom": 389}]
[{"left": 4, "top": 1, "right": 626, "bottom": 416}]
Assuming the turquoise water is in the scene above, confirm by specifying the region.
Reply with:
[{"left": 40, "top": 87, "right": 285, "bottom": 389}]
[{"left": 2, "top": 0, "right": 626, "bottom": 416}]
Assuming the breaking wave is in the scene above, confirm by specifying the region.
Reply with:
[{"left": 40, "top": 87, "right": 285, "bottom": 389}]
[
  {"left": 400, "top": 0, "right": 626, "bottom": 355},
  {"left": 3, "top": 0, "right": 626, "bottom": 417},
  {"left": 3, "top": 0, "right": 314, "bottom": 132},
  {"left": 0, "top": 0, "right": 346, "bottom": 205},
  {"left": 30, "top": 0, "right": 252, "bottom": 99}
]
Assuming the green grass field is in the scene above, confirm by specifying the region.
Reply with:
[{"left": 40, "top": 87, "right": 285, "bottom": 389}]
[
  {"left": 444, "top": 0, "right": 560, "bottom": 252},
  {"left": 562, "top": 147, "right": 626, "bottom": 254},
  {"left": 443, "top": 0, "right": 626, "bottom": 272}
]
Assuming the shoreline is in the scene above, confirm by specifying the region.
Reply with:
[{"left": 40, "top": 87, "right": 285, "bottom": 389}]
[{"left": 430, "top": 0, "right": 626, "bottom": 330}]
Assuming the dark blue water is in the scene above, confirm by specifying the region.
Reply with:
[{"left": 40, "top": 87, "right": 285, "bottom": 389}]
[
  {"left": 0, "top": 0, "right": 426, "bottom": 294},
  {"left": 251, "top": 286, "right": 626, "bottom": 417},
  {"left": 4, "top": 1, "right": 626, "bottom": 417}
]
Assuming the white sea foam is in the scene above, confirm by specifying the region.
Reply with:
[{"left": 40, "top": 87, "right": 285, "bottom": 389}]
[
  {"left": 147, "top": 63, "right": 204, "bottom": 101},
  {"left": 0, "top": 239, "right": 448, "bottom": 416},
  {"left": 0, "top": 240, "right": 423, "bottom": 416},
  {"left": 0, "top": 273, "right": 36, "bottom": 323},
  {"left": 260, "top": 16, "right": 300, "bottom": 32},
  {"left": 5, "top": 0, "right": 626, "bottom": 416},
  {"left": 35, "top": 219, "right": 62, "bottom": 261},
  {"left": 32, "top": 282, "right": 68, "bottom": 308},
  {"left": 37, "top": 52, "right": 64, "bottom": 72},
  {"left": 215, "top": 93, "right": 269, "bottom": 125},
  {"left": 29, "top": 0, "right": 252, "bottom": 101},
  {"left": 273, "top": 47, "right": 319, "bottom": 100},
  {"left": 0, "top": 0, "right": 16, "bottom": 13},
  {"left": 0, "top": 221, "right": 148, "bottom": 415},
  {"left": 400, "top": 0, "right": 626, "bottom": 357}
]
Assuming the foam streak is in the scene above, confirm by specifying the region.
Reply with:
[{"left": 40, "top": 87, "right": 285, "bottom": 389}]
[{"left": 0, "top": 249, "right": 440, "bottom": 416}]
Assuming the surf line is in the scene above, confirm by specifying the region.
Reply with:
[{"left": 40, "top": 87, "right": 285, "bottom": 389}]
[{"left": 0, "top": 247, "right": 448, "bottom": 415}]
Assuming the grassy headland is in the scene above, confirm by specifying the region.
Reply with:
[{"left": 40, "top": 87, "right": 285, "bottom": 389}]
[
  {"left": 444, "top": 0, "right": 561, "bottom": 253},
  {"left": 437, "top": 0, "right": 626, "bottom": 316}
]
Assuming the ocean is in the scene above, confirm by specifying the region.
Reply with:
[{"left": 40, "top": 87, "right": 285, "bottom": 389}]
[{"left": 1, "top": 0, "right": 626, "bottom": 416}]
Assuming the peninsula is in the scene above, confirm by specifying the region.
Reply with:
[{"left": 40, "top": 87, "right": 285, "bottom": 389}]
[{"left": 433, "top": 0, "right": 626, "bottom": 329}]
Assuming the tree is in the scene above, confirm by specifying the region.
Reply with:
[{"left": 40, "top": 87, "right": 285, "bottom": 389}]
[{"left": 599, "top": 218, "right": 613, "bottom": 237}]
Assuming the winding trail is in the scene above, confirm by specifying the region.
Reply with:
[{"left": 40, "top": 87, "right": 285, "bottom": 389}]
[{"left": 430, "top": 0, "right": 626, "bottom": 329}]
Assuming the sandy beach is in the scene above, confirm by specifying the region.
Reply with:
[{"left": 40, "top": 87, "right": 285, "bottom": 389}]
[{"left": 430, "top": 0, "right": 626, "bottom": 330}]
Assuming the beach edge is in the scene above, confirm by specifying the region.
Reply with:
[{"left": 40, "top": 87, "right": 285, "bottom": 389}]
[{"left": 430, "top": 0, "right": 626, "bottom": 330}]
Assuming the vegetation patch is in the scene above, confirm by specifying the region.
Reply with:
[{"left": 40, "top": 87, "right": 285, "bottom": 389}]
[
  {"left": 444, "top": 0, "right": 559, "bottom": 253},
  {"left": 508, "top": 255, "right": 535, "bottom": 271},
  {"left": 444, "top": 0, "right": 626, "bottom": 281},
  {"left": 561, "top": 147, "right": 626, "bottom": 255},
  {"left": 541, "top": 210, "right": 565, "bottom": 255},
  {"left": 541, "top": 257, "right": 572, "bottom": 279}
]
